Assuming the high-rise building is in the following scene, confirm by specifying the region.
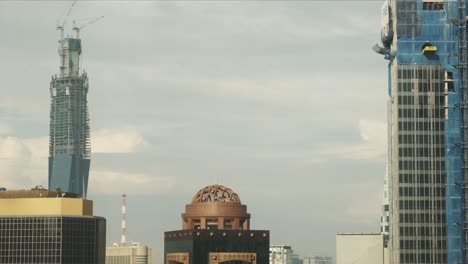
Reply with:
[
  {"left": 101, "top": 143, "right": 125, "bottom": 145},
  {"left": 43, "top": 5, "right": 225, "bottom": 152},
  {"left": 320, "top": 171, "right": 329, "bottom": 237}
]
[
  {"left": 48, "top": 31, "right": 91, "bottom": 198},
  {"left": 375, "top": 0, "right": 468, "bottom": 263},
  {"left": 270, "top": 245, "right": 293, "bottom": 264},
  {"left": 0, "top": 188, "right": 106, "bottom": 264},
  {"left": 106, "top": 243, "right": 152, "bottom": 264},
  {"left": 164, "top": 184, "right": 270, "bottom": 264}
]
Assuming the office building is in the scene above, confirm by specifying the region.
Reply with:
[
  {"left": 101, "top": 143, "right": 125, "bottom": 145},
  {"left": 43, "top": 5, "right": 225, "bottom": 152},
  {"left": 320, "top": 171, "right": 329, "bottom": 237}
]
[
  {"left": 48, "top": 24, "right": 91, "bottom": 198},
  {"left": 270, "top": 245, "right": 293, "bottom": 264},
  {"left": 336, "top": 233, "right": 385, "bottom": 264},
  {"left": 164, "top": 184, "right": 270, "bottom": 264},
  {"left": 374, "top": 0, "right": 468, "bottom": 262},
  {"left": 106, "top": 243, "right": 152, "bottom": 264},
  {"left": 0, "top": 188, "right": 106, "bottom": 264}
]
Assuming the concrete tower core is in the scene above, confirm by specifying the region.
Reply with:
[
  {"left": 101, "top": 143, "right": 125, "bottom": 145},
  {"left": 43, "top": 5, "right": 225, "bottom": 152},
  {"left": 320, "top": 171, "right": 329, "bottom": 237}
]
[{"left": 48, "top": 36, "right": 90, "bottom": 198}]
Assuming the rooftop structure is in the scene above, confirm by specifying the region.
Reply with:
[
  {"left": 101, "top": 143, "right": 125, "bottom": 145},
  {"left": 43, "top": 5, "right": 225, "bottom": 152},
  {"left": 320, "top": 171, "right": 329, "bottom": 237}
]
[
  {"left": 182, "top": 184, "right": 251, "bottom": 230},
  {"left": 0, "top": 189, "right": 92, "bottom": 216},
  {"left": 121, "top": 193, "right": 127, "bottom": 246},
  {"left": 165, "top": 184, "right": 269, "bottom": 264}
]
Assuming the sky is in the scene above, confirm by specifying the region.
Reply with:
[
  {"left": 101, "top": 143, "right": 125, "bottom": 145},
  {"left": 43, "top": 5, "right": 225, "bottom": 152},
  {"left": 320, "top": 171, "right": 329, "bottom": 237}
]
[{"left": 0, "top": 1, "right": 388, "bottom": 262}]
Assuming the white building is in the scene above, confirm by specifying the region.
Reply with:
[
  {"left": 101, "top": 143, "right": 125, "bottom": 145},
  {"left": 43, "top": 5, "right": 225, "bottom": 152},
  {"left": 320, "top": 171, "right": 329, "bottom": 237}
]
[
  {"left": 305, "top": 256, "right": 334, "bottom": 264},
  {"left": 336, "top": 233, "right": 386, "bottom": 264},
  {"left": 106, "top": 242, "right": 152, "bottom": 264},
  {"left": 270, "top": 245, "right": 293, "bottom": 264}
]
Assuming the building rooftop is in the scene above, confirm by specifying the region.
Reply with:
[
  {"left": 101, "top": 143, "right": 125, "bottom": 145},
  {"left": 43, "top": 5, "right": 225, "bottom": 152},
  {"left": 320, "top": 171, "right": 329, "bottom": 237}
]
[
  {"left": 0, "top": 188, "right": 92, "bottom": 217},
  {"left": 191, "top": 184, "right": 241, "bottom": 204},
  {"left": 0, "top": 188, "right": 78, "bottom": 199}
]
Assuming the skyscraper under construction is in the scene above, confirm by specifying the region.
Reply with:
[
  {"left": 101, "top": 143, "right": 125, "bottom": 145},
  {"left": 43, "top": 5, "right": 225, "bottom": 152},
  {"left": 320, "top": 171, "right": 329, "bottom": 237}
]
[
  {"left": 375, "top": 0, "right": 468, "bottom": 263},
  {"left": 48, "top": 28, "right": 91, "bottom": 198}
]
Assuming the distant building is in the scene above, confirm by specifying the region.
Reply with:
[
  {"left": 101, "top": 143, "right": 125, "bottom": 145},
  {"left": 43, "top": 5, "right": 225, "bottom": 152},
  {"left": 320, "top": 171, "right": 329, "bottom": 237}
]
[
  {"left": 291, "top": 254, "right": 303, "bottom": 264},
  {"left": 0, "top": 189, "right": 106, "bottom": 264},
  {"left": 336, "top": 233, "right": 385, "bottom": 264},
  {"left": 106, "top": 243, "right": 152, "bottom": 264},
  {"left": 305, "top": 256, "right": 334, "bottom": 264},
  {"left": 164, "top": 184, "right": 270, "bottom": 264},
  {"left": 270, "top": 245, "right": 293, "bottom": 264}
]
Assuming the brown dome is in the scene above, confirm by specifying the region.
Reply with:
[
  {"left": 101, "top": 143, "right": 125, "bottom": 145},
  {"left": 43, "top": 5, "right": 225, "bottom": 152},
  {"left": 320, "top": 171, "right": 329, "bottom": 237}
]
[
  {"left": 191, "top": 185, "right": 241, "bottom": 204},
  {"left": 183, "top": 185, "right": 250, "bottom": 230}
]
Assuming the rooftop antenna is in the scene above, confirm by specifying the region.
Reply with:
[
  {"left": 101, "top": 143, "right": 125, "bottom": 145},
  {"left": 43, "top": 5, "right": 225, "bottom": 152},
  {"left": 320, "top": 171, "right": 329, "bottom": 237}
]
[
  {"left": 57, "top": 0, "right": 77, "bottom": 76},
  {"left": 121, "top": 193, "right": 127, "bottom": 246},
  {"left": 72, "top": 16, "right": 104, "bottom": 39}
]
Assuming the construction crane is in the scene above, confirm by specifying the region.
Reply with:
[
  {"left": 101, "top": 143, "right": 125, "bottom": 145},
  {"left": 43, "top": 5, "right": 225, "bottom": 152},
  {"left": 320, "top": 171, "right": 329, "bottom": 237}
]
[
  {"left": 56, "top": 0, "right": 77, "bottom": 41},
  {"left": 72, "top": 16, "right": 104, "bottom": 39},
  {"left": 56, "top": 0, "right": 77, "bottom": 77}
]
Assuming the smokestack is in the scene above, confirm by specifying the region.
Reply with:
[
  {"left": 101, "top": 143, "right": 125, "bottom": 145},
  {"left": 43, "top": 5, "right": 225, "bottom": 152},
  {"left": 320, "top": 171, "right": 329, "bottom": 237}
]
[{"left": 121, "top": 193, "right": 127, "bottom": 246}]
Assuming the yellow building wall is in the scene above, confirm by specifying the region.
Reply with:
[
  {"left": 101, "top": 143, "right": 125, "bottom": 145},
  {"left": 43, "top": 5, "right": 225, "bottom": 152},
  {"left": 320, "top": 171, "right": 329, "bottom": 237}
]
[{"left": 0, "top": 198, "right": 93, "bottom": 216}]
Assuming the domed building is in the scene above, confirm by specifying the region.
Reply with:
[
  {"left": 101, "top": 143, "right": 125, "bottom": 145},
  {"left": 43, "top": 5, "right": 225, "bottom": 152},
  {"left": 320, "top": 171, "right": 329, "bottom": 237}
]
[{"left": 164, "top": 185, "right": 269, "bottom": 264}]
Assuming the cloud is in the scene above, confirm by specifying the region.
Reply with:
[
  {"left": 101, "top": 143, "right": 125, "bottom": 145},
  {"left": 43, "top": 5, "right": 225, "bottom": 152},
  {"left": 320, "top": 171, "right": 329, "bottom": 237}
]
[
  {"left": 326, "top": 119, "right": 387, "bottom": 161},
  {"left": 88, "top": 170, "right": 175, "bottom": 196},
  {"left": 0, "top": 136, "right": 47, "bottom": 189},
  {"left": 92, "top": 129, "right": 146, "bottom": 153},
  {"left": 0, "top": 128, "right": 147, "bottom": 191}
]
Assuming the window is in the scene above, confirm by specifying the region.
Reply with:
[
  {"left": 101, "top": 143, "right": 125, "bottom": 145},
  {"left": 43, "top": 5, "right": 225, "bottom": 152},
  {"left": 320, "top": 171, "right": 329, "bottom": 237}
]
[{"left": 423, "top": 0, "right": 444, "bottom": 10}]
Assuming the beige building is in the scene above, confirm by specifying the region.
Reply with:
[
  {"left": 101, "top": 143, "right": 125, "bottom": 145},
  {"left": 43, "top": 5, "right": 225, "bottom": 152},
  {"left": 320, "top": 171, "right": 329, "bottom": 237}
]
[
  {"left": 106, "top": 243, "right": 152, "bottom": 264},
  {"left": 270, "top": 245, "right": 293, "bottom": 264},
  {"left": 0, "top": 188, "right": 106, "bottom": 264},
  {"left": 336, "top": 233, "right": 388, "bottom": 264}
]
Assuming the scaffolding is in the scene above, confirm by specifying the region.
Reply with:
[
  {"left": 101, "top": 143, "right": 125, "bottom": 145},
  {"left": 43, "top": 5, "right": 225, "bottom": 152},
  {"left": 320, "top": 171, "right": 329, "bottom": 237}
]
[{"left": 373, "top": 1, "right": 468, "bottom": 263}]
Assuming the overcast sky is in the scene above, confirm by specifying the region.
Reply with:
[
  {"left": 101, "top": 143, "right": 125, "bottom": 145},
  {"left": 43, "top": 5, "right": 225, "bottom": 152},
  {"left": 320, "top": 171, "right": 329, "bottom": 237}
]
[{"left": 0, "top": 1, "right": 387, "bottom": 262}]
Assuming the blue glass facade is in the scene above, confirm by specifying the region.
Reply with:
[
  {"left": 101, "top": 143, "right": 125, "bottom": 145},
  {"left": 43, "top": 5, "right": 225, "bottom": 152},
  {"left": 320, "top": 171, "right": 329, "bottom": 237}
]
[{"left": 378, "top": 1, "right": 468, "bottom": 263}]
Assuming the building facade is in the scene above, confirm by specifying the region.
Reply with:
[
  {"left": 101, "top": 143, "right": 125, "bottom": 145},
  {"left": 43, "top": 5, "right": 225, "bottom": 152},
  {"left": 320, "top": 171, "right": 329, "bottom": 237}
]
[
  {"left": 305, "top": 256, "right": 334, "bottom": 264},
  {"left": 106, "top": 243, "right": 152, "bottom": 264},
  {"left": 375, "top": 0, "right": 468, "bottom": 263},
  {"left": 269, "top": 245, "right": 293, "bottom": 264},
  {"left": 48, "top": 33, "right": 91, "bottom": 198},
  {"left": 336, "top": 233, "right": 385, "bottom": 264},
  {"left": 291, "top": 255, "right": 303, "bottom": 264},
  {"left": 0, "top": 189, "right": 106, "bottom": 264},
  {"left": 164, "top": 184, "right": 270, "bottom": 264}
]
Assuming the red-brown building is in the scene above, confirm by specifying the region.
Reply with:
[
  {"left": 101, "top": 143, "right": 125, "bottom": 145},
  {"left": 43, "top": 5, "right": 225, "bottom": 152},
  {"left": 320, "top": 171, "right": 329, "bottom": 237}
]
[{"left": 164, "top": 185, "right": 269, "bottom": 264}]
